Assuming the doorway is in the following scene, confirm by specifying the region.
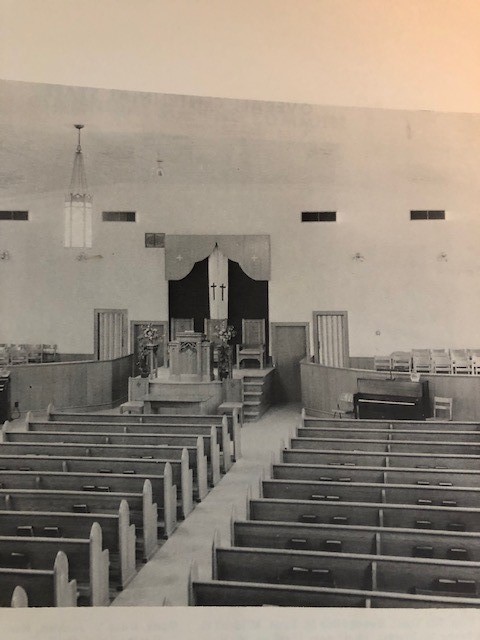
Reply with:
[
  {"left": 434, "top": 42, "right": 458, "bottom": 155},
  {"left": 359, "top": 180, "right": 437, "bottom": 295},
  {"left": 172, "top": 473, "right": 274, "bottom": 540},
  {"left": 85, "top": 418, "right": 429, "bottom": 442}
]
[
  {"left": 271, "top": 322, "right": 310, "bottom": 402},
  {"left": 313, "top": 310, "right": 349, "bottom": 367},
  {"left": 94, "top": 309, "right": 128, "bottom": 360}
]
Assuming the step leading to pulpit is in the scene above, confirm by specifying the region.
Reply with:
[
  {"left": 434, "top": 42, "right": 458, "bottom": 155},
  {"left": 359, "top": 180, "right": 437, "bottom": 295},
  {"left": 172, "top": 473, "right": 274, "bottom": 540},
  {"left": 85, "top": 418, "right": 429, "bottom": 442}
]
[{"left": 232, "top": 368, "right": 275, "bottom": 422}]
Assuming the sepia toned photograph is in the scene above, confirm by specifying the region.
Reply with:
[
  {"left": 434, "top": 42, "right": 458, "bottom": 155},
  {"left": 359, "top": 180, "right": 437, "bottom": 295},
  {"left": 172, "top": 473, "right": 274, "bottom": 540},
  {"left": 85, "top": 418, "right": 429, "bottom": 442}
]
[{"left": 1, "top": 0, "right": 480, "bottom": 637}]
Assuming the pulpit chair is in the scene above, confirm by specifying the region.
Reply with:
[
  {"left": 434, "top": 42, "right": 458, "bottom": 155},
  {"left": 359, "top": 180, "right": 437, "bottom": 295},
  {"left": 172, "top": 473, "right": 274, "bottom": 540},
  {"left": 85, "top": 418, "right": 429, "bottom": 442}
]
[
  {"left": 333, "top": 392, "right": 355, "bottom": 419},
  {"left": 170, "top": 318, "right": 194, "bottom": 341},
  {"left": 236, "top": 319, "right": 266, "bottom": 369}
]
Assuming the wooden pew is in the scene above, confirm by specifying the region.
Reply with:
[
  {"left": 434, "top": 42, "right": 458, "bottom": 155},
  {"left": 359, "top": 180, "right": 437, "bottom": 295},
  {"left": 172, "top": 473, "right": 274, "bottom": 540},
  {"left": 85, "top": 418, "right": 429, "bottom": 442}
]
[
  {"left": 26, "top": 417, "right": 228, "bottom": 475},
  {"left": 46, "top": 404, "right": 240, "bottom": 463},
  {"left": 0, "top": 522, "right": 109, "bottom": 606},
  {"left": 299, "top": 426, "right": 480, "bottom": 443},
  {"left": 272, "top": 461, "right": 480, "bottom": 489},
  {"left": 5, "top": 425, "right": 218, "bottom": 491},
  {"left": 0, "top": 503, "right": 136, "bottom": 589},
  {"left": 0, "top": 551, "right": 77, "bottom": 607},
  {"left": 10, "top": 585, "right": 28, "bottom": 607},
  {"left": 260, "top": 478, "right": 480, "bottom": 508},
  {"left": 290, "top": 436, "right": 480, "bottom": 455},
  {"left": 212, "top": 545, "right": 480, "bottom": 605},
  {"left": 0, "top": 480, "right": 158, "bottom": 561},
  {"left": 1, "top": 431, "right": 208, "bottom": 503},
  {"left": 0, "top": 467, "right": 177, "bottom": 539},
  {"left": 300, "top": 412, "right": 480, "bottom": 432},
  {"left": 248, "top": 497, "right": 480, "bottom": 532},
  {"left": 232, "top": 519, "right": 480, "bottom": 561},
  {"left": 188, "top": 563, "right": 480, "bottom": 608},
  {"left": 213, "top": 544, "right": 480, "bottom": 600},
  {"left": 282, "top": 448, "right": 480, "bottom": 471},
  {"left": 0, "top": 451, "right": 193, "bottom": 520}
]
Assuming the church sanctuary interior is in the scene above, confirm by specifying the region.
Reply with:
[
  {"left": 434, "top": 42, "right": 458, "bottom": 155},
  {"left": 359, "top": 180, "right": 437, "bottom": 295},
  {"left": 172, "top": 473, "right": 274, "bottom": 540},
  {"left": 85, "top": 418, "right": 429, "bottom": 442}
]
[{"left": 3, "top": 3, "right": 480, "bottom": 624}]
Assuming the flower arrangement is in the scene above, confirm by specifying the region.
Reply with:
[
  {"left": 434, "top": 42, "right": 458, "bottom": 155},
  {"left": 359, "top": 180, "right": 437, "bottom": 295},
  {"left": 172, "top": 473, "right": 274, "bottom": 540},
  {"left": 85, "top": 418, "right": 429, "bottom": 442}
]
[
  {"left": 137, "top": 324, "right": 159, "bottom": 377},
  {"left": 143, "top": 323, "right": 159, "bottom": 344},
  {"left": 217, "top": 325, "right": 236, "bottom": 344}
]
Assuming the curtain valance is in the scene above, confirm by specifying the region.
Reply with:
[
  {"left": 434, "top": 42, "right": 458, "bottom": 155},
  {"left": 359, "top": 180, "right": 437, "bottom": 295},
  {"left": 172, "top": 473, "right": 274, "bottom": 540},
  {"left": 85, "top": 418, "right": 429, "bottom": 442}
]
[{"left": 165, "top": 235, "right": 270, "bottom": 281}]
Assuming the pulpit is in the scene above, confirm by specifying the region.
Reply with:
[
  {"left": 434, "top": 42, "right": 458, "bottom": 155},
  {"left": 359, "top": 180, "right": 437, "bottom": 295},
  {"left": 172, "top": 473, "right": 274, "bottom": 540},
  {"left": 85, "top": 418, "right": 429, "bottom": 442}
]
[{"left": 168, "top": 331, "right": 214, "bottom": 382}]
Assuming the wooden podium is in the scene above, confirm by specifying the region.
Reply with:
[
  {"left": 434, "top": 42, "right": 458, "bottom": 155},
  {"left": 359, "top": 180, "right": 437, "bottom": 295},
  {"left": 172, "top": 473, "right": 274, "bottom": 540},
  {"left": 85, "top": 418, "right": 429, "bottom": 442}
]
[{"left": 168, "top": 331, "right": 214, "bottom": 382}]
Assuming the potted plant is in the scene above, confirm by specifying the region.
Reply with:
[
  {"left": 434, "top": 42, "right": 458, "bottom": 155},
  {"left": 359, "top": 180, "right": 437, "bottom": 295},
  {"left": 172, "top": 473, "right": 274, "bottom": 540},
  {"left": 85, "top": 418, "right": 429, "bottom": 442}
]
[
  {"left": 137, "top": 324, "right": 159, "bottom": 378},
  {"left": 216, "top": 324, "right": 236, "bottom": 381}
]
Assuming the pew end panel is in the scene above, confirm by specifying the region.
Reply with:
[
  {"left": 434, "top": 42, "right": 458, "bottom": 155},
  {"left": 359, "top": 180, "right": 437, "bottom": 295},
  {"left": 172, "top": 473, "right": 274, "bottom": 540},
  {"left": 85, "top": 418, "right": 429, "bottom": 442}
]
[
  {"left": 211, "top": 529, "right": 222, "bottom": 580},
  {"left": 231, "top": 409, "right": 242, "bottom": 460},
  {"left": 187, "top": 560, "right": 200, "bottom": 606},
  {"left": 220, "top": 416, "right": 233, "bottom": 472},
  {"left": 142, "top": 479, "right": 158, "bottom": 562},
  {"left": 181, "top": 448, "right": 194, "bottom": 519},
  {"left": 10, "top": 585, "right": 28, "bottom": 607},
  {"left": 196, "top": 436, "right": 209, "bottom": 501},
  {"left": 118, "top": 500, "right": 137, "bottom": 589},
  {"left": 53, "top": 550, "right": 78, "bottom": 607},
  {"left": 89, "top": 522, "right": 110, "bottom": 606},
  {"left": 163, "top": 462, "right": 178, "bottom": 538},
  {"left": 209, "top": 426, "right": 221, "bottom": 486}
]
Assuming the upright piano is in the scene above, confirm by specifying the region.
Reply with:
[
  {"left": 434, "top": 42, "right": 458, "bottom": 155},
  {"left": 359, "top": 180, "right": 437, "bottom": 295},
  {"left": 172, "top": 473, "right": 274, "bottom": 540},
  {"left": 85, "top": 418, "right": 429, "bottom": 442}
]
[{"left": 354, "top": 378, "right": 430, "bottom": 420}]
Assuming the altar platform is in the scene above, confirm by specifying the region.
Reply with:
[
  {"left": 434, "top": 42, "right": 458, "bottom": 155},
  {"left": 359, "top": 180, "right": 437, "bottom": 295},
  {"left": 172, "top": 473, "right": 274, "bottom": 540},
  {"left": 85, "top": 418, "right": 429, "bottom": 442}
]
[
  {"left": 130, "top": 365, "right": 275, "bottom": 419},
  {"left": 142, "top": 368, "right": 223, "bottom": 414}
]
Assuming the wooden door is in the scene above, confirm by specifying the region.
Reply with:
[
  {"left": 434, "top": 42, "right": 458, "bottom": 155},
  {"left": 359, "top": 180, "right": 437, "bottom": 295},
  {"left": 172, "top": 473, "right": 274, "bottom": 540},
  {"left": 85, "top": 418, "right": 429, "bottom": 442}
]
[
  {"left": 271, "top": 322, "right": 310, "bottom": 402},
  {"left": 313, "top": 310, "right": 349, "bottom": 367},
  {"left": 130, "top": 321, "right": 168, "bottom": 376},
  {"left": 94, "top": 309, "right": 128, "bottom": 360}
]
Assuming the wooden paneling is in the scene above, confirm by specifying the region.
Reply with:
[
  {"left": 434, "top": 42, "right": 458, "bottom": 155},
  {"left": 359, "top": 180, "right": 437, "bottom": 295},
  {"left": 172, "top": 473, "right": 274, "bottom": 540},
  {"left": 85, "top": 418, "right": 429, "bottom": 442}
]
[
  {"left": 9, "top": 355, "right": 132, "bottom": 414},
  {"left": 301, "top": 360, "right": 480, "bottom": 421}
]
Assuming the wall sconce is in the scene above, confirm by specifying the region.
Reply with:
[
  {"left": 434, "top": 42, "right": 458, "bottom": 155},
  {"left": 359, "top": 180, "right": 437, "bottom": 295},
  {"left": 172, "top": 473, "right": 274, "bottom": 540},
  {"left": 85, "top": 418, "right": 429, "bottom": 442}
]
[
  {"left": 352, "top": 252, "right": 365, "bottom": 262},
  {"left": 157, "top": 159, "right": 164, "bottom": 176},
  {"left": 437, "top": 252, "right": 448, "bottom": 262},
  {"left": 76, "top": 252, "right": 103, "bottom": 262},
  {"left": 0, "top": 251, "right": 10, "bottom": 261}
]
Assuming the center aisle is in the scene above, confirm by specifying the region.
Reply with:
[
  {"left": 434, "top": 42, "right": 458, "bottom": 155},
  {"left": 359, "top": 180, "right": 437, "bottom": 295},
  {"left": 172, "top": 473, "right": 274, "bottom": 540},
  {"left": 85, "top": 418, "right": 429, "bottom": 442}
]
[{"left": 112, "top": 403, "right": 300, "bottom": 606}]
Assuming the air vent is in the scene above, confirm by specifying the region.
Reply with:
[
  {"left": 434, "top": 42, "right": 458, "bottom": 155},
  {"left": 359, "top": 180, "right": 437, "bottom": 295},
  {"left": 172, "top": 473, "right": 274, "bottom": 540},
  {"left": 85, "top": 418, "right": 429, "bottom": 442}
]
[
  {"left": 0, "top": 211, "right": 28, "bottom": 221},
  {"left": 301, "top": 212, "right": 336, "bottom": 222},
  {"left": 102, "top": 211, "right": 136, "bottom": 222},
  {"left": 410, "top": 210, "right": 445, "bottom": 220}
]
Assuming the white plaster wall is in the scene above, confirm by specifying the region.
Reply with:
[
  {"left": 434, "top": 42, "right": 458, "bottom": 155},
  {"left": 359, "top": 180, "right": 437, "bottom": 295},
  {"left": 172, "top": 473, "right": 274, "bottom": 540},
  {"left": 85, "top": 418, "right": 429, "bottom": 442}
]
[{"left": 1, "top": 81, "right": 479, "bottom": 355}]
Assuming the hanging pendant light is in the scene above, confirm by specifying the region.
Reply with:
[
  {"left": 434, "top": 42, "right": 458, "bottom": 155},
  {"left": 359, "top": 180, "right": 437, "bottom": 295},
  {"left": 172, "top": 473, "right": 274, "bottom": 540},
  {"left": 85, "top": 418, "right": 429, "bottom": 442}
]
[{"left": 64, "top": 124, "right": 93, "bottom": 248}]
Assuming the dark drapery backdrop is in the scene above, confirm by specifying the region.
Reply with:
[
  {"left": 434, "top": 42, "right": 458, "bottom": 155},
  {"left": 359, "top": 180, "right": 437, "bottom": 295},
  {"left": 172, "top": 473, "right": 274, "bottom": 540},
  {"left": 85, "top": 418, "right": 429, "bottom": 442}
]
[
  {"left": 168, "top": 257, "right": 209, "bottom": 333},
  {"left": 228, "top": 259, "right": 269, "bottom": 352},
  {"left": 168, "top": 257, "right": 269, "bottom": 356}
]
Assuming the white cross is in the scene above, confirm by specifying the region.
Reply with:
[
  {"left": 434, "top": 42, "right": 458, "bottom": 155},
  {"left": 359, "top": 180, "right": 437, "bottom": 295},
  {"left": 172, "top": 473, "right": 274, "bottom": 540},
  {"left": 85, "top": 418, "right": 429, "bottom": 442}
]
[
  {"left": 251, "top": 255, "right": 258, "bottom": 262},
  {"left": 176, "top": 254, "right": 183, "bottom": 261}
]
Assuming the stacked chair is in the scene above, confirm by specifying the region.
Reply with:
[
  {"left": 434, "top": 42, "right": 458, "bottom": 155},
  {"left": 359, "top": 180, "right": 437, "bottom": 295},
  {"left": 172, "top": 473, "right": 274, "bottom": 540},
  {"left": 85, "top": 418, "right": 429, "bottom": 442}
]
[
  {"left": 374, "top": 348, "right": 480, "bottom": 375},
  {"left": 0, "top": 403, "right": 240, "bottom": 607},
  {"left": 0, "top": 344, "right": 57, "bottom": 365},
  {"left": 190, "top": 410, "right": 480, "bottom": 607}
]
